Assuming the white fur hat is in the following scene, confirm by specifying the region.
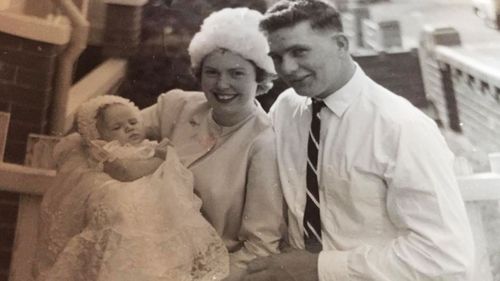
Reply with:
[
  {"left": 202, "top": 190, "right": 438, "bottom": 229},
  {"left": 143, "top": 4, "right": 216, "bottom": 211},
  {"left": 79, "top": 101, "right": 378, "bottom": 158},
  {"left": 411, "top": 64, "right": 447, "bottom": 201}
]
[
  {"left": 188, "top": 7, "right": 276, "bottom": 76},
  {"left": 76, "top": 95, "right": 140, "bottom": 142}
]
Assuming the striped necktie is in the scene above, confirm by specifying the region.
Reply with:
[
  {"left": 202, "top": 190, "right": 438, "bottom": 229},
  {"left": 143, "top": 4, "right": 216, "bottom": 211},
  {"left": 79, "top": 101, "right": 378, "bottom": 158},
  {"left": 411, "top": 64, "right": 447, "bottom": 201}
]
[{"left": 303, "top": 99, "right": 324, "bottom": 252}]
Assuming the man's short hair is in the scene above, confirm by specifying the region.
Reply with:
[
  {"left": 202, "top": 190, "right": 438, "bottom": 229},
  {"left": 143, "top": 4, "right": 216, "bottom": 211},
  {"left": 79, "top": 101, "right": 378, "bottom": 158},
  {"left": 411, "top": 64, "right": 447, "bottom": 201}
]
[{"left": 260, "top": 0, "right": 343, "bottom": 33}]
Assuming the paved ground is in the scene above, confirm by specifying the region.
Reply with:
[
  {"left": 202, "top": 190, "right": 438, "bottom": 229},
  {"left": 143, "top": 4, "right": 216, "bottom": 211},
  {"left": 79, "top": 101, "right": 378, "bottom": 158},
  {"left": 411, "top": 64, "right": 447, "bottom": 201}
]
[{"left": 367, "top": 0, "right": 500, "bottom": 48}]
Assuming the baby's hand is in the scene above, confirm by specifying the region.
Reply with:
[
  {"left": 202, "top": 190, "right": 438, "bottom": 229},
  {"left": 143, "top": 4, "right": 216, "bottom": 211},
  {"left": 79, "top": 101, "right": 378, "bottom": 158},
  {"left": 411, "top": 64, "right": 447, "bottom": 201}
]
[
  {"left": 154, "top": 146, "right": 167, "bottom": 160},
  {"left": 88, "top": 140, "right": 116, "bottom": 163},
  {"left": 157, "top": 138, "right": 171, "bottom": 149},
  {"left": 154, "top": 138, "right": 171, "bottom": 160}
]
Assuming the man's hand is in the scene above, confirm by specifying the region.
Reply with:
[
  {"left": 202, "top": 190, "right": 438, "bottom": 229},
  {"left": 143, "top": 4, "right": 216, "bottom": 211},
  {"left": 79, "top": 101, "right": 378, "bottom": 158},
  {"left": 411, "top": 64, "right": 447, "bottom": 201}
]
[{"left": 243, "top": 250, "right": 319, "bottom": 281}]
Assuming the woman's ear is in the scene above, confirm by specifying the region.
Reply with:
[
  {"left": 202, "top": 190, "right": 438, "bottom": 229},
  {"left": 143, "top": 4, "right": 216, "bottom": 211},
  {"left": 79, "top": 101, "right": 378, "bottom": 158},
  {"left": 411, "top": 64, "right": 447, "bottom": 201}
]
[
  {"left": 255, "top": 72, "right": 277, "bottom": 96},
  {"left": 256, "top": 83, "right": 267, "bottom": 96}
]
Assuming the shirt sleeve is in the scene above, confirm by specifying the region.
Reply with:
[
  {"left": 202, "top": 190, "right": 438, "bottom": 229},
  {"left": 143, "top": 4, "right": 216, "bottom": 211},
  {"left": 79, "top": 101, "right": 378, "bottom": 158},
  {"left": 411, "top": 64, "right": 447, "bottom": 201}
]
[
  {"left": 230, "top": 130, "right": 286, "bottom": 268},
  {"left": 318, "top": 118, "right": 474, "bottom": 281}
]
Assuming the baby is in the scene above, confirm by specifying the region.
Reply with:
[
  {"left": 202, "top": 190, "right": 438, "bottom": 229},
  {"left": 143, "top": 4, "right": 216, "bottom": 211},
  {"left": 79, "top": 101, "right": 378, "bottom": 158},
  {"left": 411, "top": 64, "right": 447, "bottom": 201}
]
[
  {"left": 35, "top": 95, "right": 229, "bottom": 281},
  {"left": 78, "top": 95, "right": 167, "bottom": 179}
]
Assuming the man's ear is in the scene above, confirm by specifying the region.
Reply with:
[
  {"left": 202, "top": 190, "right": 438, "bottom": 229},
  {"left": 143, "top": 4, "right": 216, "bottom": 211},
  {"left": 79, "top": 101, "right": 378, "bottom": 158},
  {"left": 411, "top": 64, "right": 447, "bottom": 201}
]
[{"left": 331, "top": 33, "right": 349, "bottom": 53}]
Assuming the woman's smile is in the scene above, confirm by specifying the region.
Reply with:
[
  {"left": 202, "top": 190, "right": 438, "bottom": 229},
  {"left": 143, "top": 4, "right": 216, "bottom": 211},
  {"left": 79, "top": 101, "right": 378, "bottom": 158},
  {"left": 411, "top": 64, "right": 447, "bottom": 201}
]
[{"left": 212, "top": 91, "right": 239, "bottom": 103}]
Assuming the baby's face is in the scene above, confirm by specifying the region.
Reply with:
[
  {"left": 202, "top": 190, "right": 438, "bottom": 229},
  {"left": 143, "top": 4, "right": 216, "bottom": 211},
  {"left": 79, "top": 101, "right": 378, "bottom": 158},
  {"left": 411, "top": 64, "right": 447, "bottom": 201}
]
[{"left": 96, "top": 104, "right": 146, "bottom": 145}]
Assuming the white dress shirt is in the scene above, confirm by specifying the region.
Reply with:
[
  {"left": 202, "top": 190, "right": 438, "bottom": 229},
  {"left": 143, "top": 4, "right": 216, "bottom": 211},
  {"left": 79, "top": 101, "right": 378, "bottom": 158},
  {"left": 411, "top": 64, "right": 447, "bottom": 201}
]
[{"left": 269, "top": 66, "right": 474, "bottom": 280}]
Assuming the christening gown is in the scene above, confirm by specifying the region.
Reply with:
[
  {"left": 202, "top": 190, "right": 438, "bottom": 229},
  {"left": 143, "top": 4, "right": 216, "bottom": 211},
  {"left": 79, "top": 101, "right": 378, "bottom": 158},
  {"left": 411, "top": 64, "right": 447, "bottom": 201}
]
[{"left": 34, "top": 135, "right": 229, "bottom": 281}]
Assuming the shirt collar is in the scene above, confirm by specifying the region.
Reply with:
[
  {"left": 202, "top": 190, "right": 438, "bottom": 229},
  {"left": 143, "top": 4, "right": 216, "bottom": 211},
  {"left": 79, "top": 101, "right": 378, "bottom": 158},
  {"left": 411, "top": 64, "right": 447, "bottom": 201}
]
[{"left": 320, "top": 63, "right": 365, "bottom": 117}]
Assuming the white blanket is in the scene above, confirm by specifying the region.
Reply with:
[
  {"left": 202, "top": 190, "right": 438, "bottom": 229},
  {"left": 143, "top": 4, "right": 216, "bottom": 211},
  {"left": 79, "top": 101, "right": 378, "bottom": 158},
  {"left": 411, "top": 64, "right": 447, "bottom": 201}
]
[{"left": 34, "top": 134, "right": 228, "bottom": 281}]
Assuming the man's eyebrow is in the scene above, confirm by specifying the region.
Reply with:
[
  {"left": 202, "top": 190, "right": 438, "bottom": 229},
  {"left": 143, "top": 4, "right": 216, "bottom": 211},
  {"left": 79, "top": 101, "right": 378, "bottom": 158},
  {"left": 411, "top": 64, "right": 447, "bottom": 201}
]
[{"left": 269, "top": 45, "right": 309, "bottom": 57}]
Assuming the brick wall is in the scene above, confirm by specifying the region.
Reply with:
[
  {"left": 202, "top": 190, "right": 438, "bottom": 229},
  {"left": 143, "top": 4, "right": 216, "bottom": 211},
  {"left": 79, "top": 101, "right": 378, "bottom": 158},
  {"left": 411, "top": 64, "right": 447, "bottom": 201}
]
[
  {"left": 0, "top": 192, "right": 18, "bottom": 281},
  {"left": 354, "top": 49, "right": 427, "bottom": 106},
  {"left": 0, "top": 32, "right": 60, "bottom": 281},
  {"left": 103, "top": 4, "right": 142, "bottom": 57},
  {"left": 0, "top": 32, "right": 60, "bottom": 164}
]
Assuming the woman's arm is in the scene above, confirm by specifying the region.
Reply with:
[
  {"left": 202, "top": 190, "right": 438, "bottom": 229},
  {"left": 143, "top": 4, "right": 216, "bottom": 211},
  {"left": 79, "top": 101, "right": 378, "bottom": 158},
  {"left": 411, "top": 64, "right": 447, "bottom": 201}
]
[
  {"left": 103, "top": 157, "right": 164, "bottom": 182},
  {"left": 231, "top": 130, "right": 286, "bottom": 268}
]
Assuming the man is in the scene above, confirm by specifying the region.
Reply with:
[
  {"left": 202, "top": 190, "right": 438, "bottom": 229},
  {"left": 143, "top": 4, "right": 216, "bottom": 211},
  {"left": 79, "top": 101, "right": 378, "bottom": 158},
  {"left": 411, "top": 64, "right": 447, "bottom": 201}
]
[{"left": 244, "top": 0, "right": 474, "bottom": 280}]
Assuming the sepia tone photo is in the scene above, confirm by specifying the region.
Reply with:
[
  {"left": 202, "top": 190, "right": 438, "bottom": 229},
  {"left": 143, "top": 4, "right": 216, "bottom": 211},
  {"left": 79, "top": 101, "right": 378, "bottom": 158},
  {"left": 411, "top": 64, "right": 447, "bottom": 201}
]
[{"left": 0, "top": 0, "right": 500, "bottom": 280}]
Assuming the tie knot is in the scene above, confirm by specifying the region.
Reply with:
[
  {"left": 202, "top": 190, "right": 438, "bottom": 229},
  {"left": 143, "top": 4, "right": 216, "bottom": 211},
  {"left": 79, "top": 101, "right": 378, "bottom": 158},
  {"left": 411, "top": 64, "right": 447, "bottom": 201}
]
[{"left": 311, "top": 99, "right": 325, "bottom": 115}]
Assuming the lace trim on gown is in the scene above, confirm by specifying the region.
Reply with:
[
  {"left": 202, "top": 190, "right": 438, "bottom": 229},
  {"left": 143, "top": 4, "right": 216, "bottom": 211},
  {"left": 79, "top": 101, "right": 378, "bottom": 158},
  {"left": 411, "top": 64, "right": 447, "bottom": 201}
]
[{"left": 34, "top": 136, "right": 229, "bottom": 281}]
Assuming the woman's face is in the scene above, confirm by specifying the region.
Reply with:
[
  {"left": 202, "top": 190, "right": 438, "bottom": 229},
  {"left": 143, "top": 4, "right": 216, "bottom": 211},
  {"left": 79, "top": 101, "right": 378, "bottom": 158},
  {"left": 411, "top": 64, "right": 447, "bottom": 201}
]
[{"left": 200, "top": 49, "right": 259, "bottom": 126}]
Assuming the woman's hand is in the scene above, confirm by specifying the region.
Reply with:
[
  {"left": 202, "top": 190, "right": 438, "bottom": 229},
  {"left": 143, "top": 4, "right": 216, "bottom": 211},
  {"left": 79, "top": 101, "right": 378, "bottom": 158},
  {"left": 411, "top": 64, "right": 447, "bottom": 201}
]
[
  {"left": 102, "top": 158, "right": 128, "bottom": 181},
  {"left": 103, "top": 157, "right": 164, "bottom": 182}
]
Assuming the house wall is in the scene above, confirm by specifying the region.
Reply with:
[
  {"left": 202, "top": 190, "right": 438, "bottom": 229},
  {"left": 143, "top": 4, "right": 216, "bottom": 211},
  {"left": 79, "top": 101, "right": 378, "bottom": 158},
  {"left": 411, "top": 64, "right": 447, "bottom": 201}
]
[
  {"left": 354, "top": 49, "right": 427, "bottom": 106},
  {"left": 0, "top": 31, "right": 60, "bottom": 281},
  {"left": 441, "top": 53, "right": 500, "bottom": 154},
  {"left": 0, "top": 32, "right": 60, "bottom": 164}
]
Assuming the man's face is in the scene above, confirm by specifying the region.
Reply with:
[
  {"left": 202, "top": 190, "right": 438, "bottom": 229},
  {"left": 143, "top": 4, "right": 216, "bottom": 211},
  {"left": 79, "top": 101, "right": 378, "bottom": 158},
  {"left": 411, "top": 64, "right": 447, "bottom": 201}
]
[{"left": 268, "top": 21, "right": 345, "bottom": 99}]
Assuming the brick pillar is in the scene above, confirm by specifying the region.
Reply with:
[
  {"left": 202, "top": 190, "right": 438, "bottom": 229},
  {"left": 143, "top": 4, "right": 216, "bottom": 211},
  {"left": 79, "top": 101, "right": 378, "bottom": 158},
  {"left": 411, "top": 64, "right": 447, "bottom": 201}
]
[
  {"left": 362, "top": 18, "right": 402, "bottom": 51},
  {"left": 342, "top": 5, "right": 370, "bottom": 49},
  {"left": 102, "top": 3, "right": 143, "bottom": 57},
  {"left": 331, "top": 0, "right": 350, "bottom": 11},
  {"left": 0, "top": 32, "right": 61, "bottom": 164},
  {"left": 354, "top": 50, "right": 426, "bottom": 106}
]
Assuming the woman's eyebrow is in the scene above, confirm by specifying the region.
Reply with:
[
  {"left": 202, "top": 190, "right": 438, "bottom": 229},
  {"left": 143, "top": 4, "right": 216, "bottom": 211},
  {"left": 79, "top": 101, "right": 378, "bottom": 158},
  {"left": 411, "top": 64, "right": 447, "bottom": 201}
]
[{"left": 229, "top": 67, "right": 246, "bottom": 71}]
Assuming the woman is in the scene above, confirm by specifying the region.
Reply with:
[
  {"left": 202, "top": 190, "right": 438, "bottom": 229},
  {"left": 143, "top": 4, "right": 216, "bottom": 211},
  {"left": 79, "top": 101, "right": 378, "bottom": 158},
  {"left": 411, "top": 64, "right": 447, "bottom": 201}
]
[{"left": 107, "top": 7, "right": 285, "bottom": 280}]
